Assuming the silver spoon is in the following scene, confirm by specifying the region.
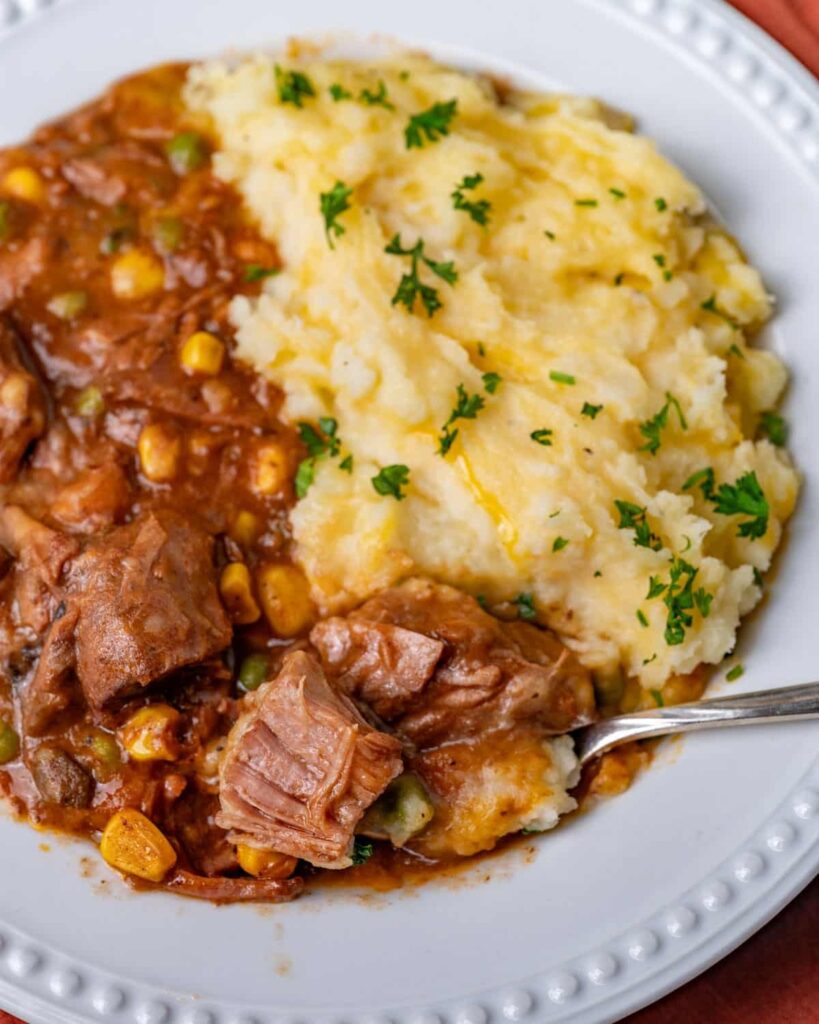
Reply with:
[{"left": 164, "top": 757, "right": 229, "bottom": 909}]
[{"left": 573, "top": 681, "right": 819, "bottom": 765}]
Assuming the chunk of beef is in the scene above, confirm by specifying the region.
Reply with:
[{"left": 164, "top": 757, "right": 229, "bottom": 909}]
[
  {"left": 0, "top": 505, "right": 78, "bottom": 637},
  {"left": 217, "top": 651, "right": 403, "bottom": 868},
  {"left": 68, "top": 509, "right": 231, "bottom": 707},
  {"left": 22, "top": 605, "right": 79, "bottom": 736},
  {"left": 161, "top": 868, "right": 303, "bottom": 904},
  {"left": 311, "top": 577, "right": 596, "bottom": 748},
  {"left": 30, "top": 745, "right": 94, "bottom": 807},
  {"left": 0, "top": 320, "right": 46, "bottom": 482},
  {"left": 0, "top": 238, "right": 47, "bottom": 312},
  {"left": 309, "top": 619, "right": 443, "bottom": 721},
  {"left": 50, "top": 462, "right": 130, "bottom": 533}
]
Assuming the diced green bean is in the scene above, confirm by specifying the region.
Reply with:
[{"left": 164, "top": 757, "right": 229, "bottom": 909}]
[
  {"left": 152, "top": 216, "right": 184, "bottom": 253},
  {"left": 0, "top": 719, "right": 20, "bottom": 765},
  {"left": 359, "top": 774, "right": 435, "bottom": 847},
  {"left": 238, "top": 653, "right": 269, "bottom": 692},
  {"left": 74, "top": 385, "right": 104, "bottom": 418},
  {"left": 46, "top": 290, "right": 87, "bottom": 320},
  {"left": 164, "top": 132, "right": 207, "bottom": 175}
]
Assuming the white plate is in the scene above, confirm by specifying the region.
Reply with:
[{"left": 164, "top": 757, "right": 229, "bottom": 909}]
[{"left": 1, "top": 1, "right": 818, "bottom": 1022}]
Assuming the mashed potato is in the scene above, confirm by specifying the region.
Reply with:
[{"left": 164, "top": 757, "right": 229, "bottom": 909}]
[{"left": 186, "top": 50, "right": 798, "bottom": 694}]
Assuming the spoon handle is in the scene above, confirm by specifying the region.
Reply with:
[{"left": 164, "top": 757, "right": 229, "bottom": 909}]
[{"left": 574, "top": 681, "right": 819, "bottom": 765}]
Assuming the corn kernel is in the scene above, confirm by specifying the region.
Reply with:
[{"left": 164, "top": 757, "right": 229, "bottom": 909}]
[
  {"left": 100, "top": 809, "right": 177, "bottom": 882},
  {"left": 46, "top": 290, "right": 87, "bottom": 320},
  {"left": 257, "top": 563, "right": 314, "bottom": 637},
  {"left": 236, "top": 844, "right": 297, "bottom": 879},
  {"left": 219, "top": 562, "right": 261, "bottom": 625},
  {"left": 179, "top": 331, "right": 224, "bottom": 376},
  {"left": 251, "top": 441, "right": 288, "bottom": 496},
  {"left": 2, "top": 167, "right": 46, "bottom": 205},
  {"left": 0, "top": 719, "right": 20, "bottom": 765},
  {"left": 230, "top": 509, "right": 262, "bottom": 547},
  {"left": 110, "top": 249, "right": 164, "bottom": 300},
  {"left": 74, "top": 385, "right": 105, "bottom": 418},
  {"left": 119, "top": 705, "right": 181, "bottom": 762},
  {"left": 137, "top": 423, "right": 180, "bottom": 482}
]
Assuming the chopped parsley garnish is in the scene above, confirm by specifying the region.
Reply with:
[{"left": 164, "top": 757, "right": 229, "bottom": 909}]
[
  {"left": 438, "top": 383, "right": 485, "bottom": 455},
  {"left": 649, "top": 688, "right": 665, "bottom": 707},
  {"left": 652, "top": 253, "right": 666, "bottom": 267},
  {"left": 476, "top": 593, "right": 488, "bottom": 610},
  {"left": 581, "top": 402, "right": 603, "bottom": 419},
  {"left": 693, "top": 588, "right": 713, "bottom": 617},
  {"left": 726, "top": 664, "right": 745, "bottom": 682},
  {"left": 753, "top": 567, "right": 764, "bottom": 589},
  {"left": 339, "top": 454, "right": 354, "bottom": 473},
  {"left": 663, "top": 556, "right": 700, "bottom": 646},
  {"left": 552, "top": 537, "right": 569, "bottom": 552},
  {"left": 351, "top": 837, "right": 374, "bottom": 865},
  {"left": 614, "top": 500, "right": 662, "bottom": 551},
  {"left": 477, "top": 342, "right": 486, "bottom": 357},
  {"left": 243, "top": 264, "right": 280, "bottom": 283},
  {"left": 646, "top": 576, "right": 667, "bottom": 599},
  {"left": 405, "top": 99, "right": 457, "bottom": 148},
  {"left": 451, "top": 173, "right": 491, "bottom": 226},
  {"left": 637, "top": 609, "right": 649, "bottom": 627},
  {"left": 294, "top": 418, "right": 343, "bottom": 498},
  {"left": 728, "top": 343, "right": 746, "bottom": 359},
  {"left": 371, "top": 464, "right": 410, "bottom": 500},
  {"left": 575, "top": 198, "right": 598, "bottom": 208},
  {"left": 549, "top": 370, "right": 576, "bottom": 386},
  {"left": 514, "top": 593, "right": 537, "bottom": 621},
  {"left": 385, "top": 234, "right": 457, "bottom": 317},
  {"left": 614, "top": 272, "right": 625, "bottom": 286},
  {"left": 319, "top": 180, "right": 353, "bottom": 249},
  {"left": 544, "top": 230, "right": 556, "bottom": 241},
  {"left": 638, "top": 392, "right": 687, "bottom": 455},
  {"left": 329, "top": 83, "right": 353, "bottom": 101},
  {"left": 682, "top": 467, "right": 716, "bottom": 501},
  {"left": 482, "top": 371, "right": 502, "bottom": 394},
  {"left": 275, "top": 65, "right": 316, "bottom": 108},
  {"left": 655, "top": 197, "right": 668, "bottom": 212},
  {"left": 711, "top": 470, "right": 769, "bottom": 539},
  {"left": 609, "top": 188, "right": 627, "bottom": 200},
  {"left": 757, "top": 410, "right": 788, "bottom": 447},
  {"left": 530, "top": 428, "right": 554, "bottom": 447},
  {"left": 643, "top": 654, "right": 657, "bottom": 666},
  {"left": 701, "top": 294, "right": 739, "bottom": 330},
  {"left": 359, "top": 80, "right": 394, "bottom": 109}
]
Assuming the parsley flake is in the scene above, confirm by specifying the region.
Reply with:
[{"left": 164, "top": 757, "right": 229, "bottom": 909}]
[
  {"left": 319, "top": 180, "right": 353, "bottom": 249},
  {"left": 244, "top": 264, "right": 280, "bottom": 283},
  {"left": 712, "top": 470, "right": 769, "bottom": 539},
  {"left": 359, "top": 80, "right": 394, "bottom": 110},
  {"left": 482, "top": 371, "right": 502, "bottom": 394},
  {"left": 438, "top": 384, "right": 485, "bottom": 456},
  {"left": 329, "top": 83, "right": 353, "bottom": 101},
  {"left": 544, "top": 230, "right": 556, "bottom": 241},
  {"left": 294, "top": 418, "right": 343, "bottom": 498},
  {"left": 575, "top": 198, "right": 598, "bottom": 208},
  {"left": 646, "top": 576, "right": 667, "bottom": 599},
  {"left": 371, "top": 463, "right": 410, "bottom": 500},
  {"left": 638, "top": 392, "right": 687, "bottom": 455},
  {"left": 614, "top": 272, "right": 625, "bottom": 286},
  {"left": 682, "top": 467, "right": 715, "bottom": 501},
  {"left": 637, "top": 609, "right": 649, "bottom": 627},
  {"left": 549, "top": 370, "right": 576, "bottom": 386},
  {"left": 530, "top": 428, "right": 554, "bottom": 447},
  {"left": 649, "top": 688, "right": 665, "bottom": 707},
  {"left": 275, "top": 65, "right": 316, "bottom": 108},
  {"left": 655, "top": 197, "right": 668, "bottom": 212},
  {"left": 451, "top": 173, "right": 491, "bottom": 226},
  {"left": 581, "top": 402, "right": 603, "bottom": 419},
  {"left": 701, "top": 294, "right": 739, "bottom": 330},
  {"left": 614, "top": 500, "right": 662, "bottom": 551},
  {"left": 609, "top": 187, "right": 627, "bottom": 200},
  {"left": 726, "top": 664, "right": 745, "bottom": 682},
  {"left": 552, "top": 536, "right": 569, "bottom": 552},
  {"left": 339, "top": 454, "right": 354, "bottom": 473},
  {"left": 663, "top": 556, "right": 700, "bottom": 646},
  {"left": 757, "top": 410, "right": 788, "bottom": 447},
  {"left": 514, "top": 593, "right": 537, "bottom": 621},
  {"left": 405, "top": 99, "right": 457, "bottom": 148},
  {"left": 385, "top": 234, "right": 457, "bottom": 317},
  {"left": 351, "top": 837, "right": 374, "bottom": 865}
]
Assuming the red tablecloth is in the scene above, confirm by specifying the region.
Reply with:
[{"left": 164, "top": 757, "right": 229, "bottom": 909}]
[{"left": 1, "top": 3, "right": 817, "bottom": 1024}]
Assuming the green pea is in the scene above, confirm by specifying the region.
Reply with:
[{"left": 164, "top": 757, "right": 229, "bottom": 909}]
[
  {"left": 46, "top": 290, "right": 88, "bottom": 321},
  {"left": 0, "top": 720, "right": 20, "bottom": 765},
  {"left": 164, "top": 132, "right": 207, "bottom": 175},
  {"left": 152, "top": 216, "right": 184, "bottom": 254},
  {"left": 74, "top": 385, "right": 104, "bottom": 418},
  {"left": 238, "top": 653, "right": 269, "bottom": 692}
]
